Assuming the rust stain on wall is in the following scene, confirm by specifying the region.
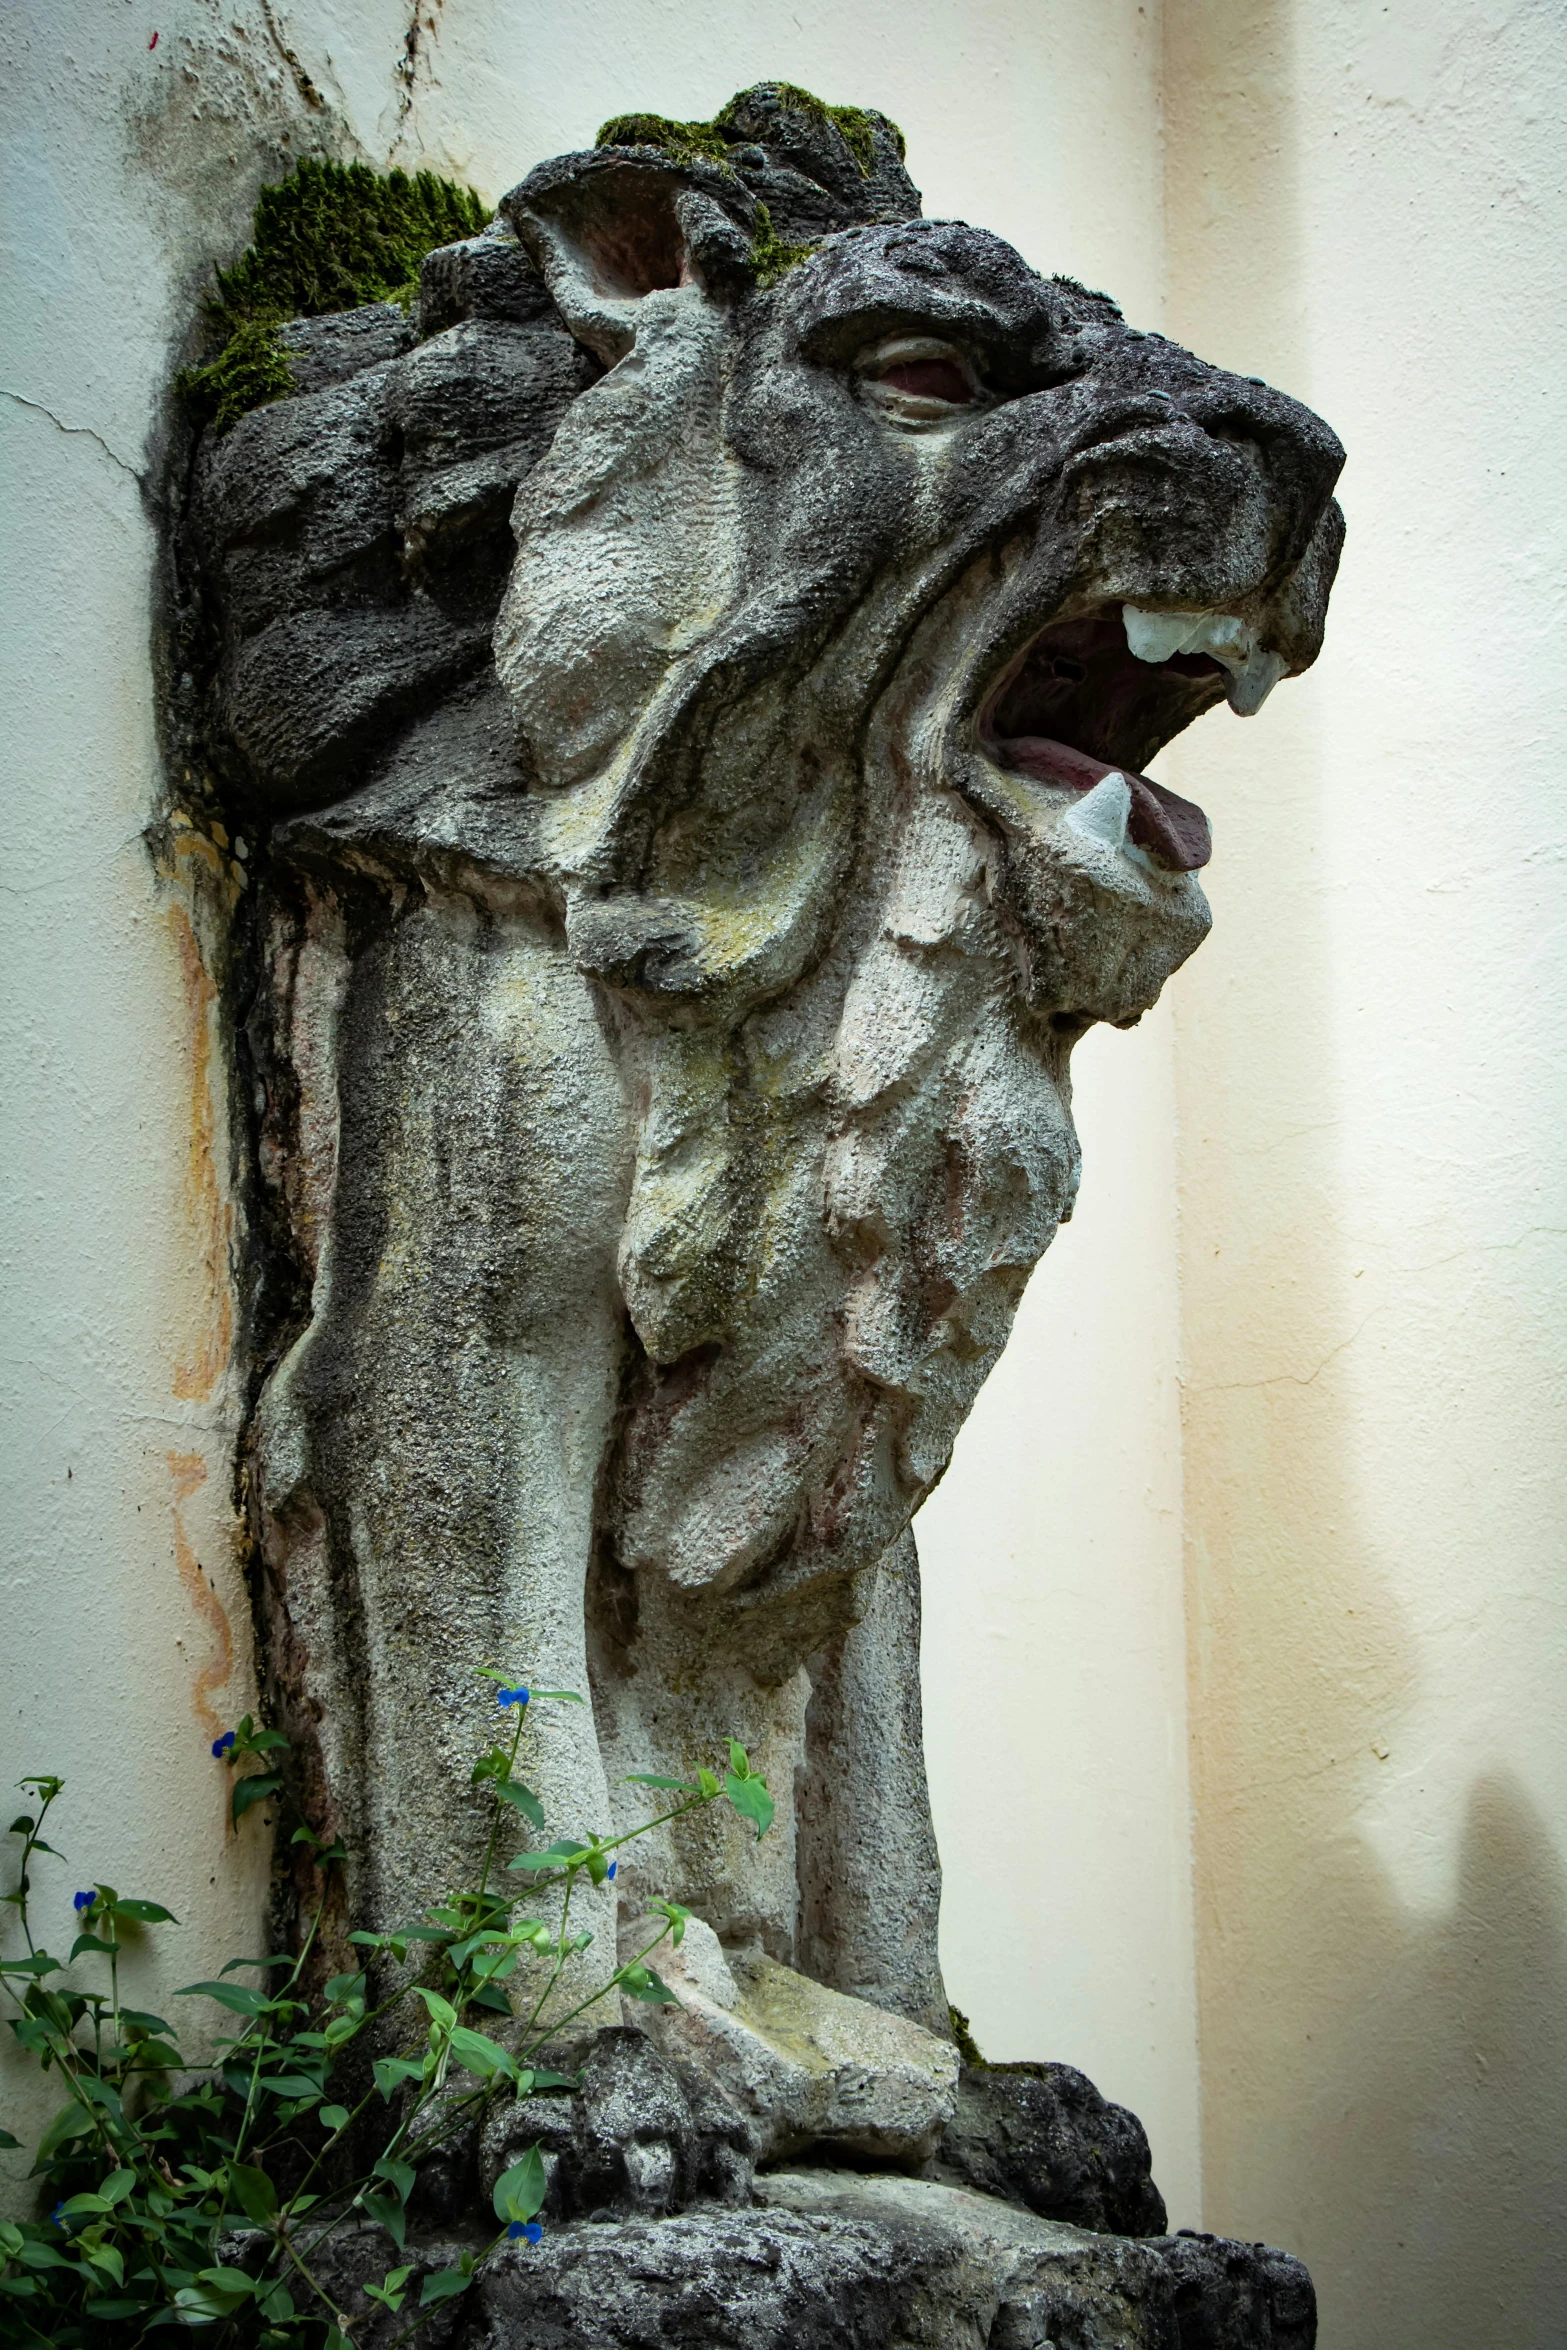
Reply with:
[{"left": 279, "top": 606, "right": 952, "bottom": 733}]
[
  {"left": 167, "top": 898, "right": 234, "bottom": 1400},
  {"left": 167, "top": 1448, "right": 236, "bottom": 1740}
]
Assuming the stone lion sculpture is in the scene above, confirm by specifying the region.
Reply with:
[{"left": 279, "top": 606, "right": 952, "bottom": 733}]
[{"left": 176, "top": 84, "right": 1340, "bottom": 2242}]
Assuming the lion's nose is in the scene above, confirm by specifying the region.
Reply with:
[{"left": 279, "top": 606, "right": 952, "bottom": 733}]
[{"left": 1178, "top": 376, "right": 1346, "bottom": 552}]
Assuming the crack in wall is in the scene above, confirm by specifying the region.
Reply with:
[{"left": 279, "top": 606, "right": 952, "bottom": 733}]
[
  {"left": 258, "top": 0, "right": 324, "bottom": 113},
  {"left": 1, "top": 387, "right": 143, "bottom": 481}
]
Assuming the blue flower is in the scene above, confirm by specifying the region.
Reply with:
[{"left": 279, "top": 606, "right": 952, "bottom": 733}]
[
  {"left": 606, "top": 1861, "right": 617, "bottom": 1881},
  {"left": 507, "top": 2220, "right": 543, "bottom": 2243},
  {"left": 50, "top": 2202, "right": 67, "bottom": 2228},
  {"left": 496, "top": 1687, "right": 530, "bottom": 1709},
  {"left": 73, "top": 1890, "right": 95, "bottom": 1914},
  {"left": 211, "top": 1731, "right": 236, "bottom": 1757}
]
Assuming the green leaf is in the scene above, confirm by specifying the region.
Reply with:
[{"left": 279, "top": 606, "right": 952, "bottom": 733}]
[
  {"left": 0, "top": 1953, "right": 58, "bottom": 1977},
  {"left": 529, "top": 2067, "right": 579, "bottom": 2091},
  {"left": 232, "top": 1773, "right": 282, "bottom": 1827},
  {"left": 261, "top": 2283, "right": 296, "bottom": 2322},
  {"left": 420, "top": 2266, "right": 473, "bottom": 2305},
  {"left": 69, "top": 1934, "right": 120, "bottom": 1963},
  {"left": 507, "top": 1838, "right": 589, "bottom": 1873},
  {"left": 469, "top": 1982, "right": 513, "bottom": 2013},
  {"left": 448, "top": 2025, "right": 516, "bottom": 2081},
  {"left": 5, "top": 1818, "right": 33, "bottom": 1836},
  {"left": 176, "top": 2270, "right": 255, "bottom": 2320},
  {"left": 176, "top": 1979, "right": 270, "bottom": 2015},
  {"left": 57, "top": 2191, "right": 113, "bottom": 2216},
  {"left": 697, "top": 1767, "right": 721, "bottom": 1797},
  {"left": 415, "top": 1987, "right": 458, "bottom": 2031},
  {"left": 86, "top": 2298, "right": 149, "bottom": 2319},
  {"left": 527, "top": 1689, "right": 584, "bottom": 1703},
  {"left": 84, "top": 2241, "right": 125, "bottom": 2286},
  {"left": 0, "top": 2128, "right": 20, "bottom": 2150},
  {"left": 724, "top": 1770, "right": 775, "bottom": 1840},
  {"left": 618, "top": 1963, "right": 678, "bottom": 2005},
  {"left": 108, "top": 1898, "right": 178, "bottom": 1924},
  {"left": 100, "top": 2169, "right": 138, "bottom": 2206},
  {"left": 218, "top": 1954, "right": 293, "bottom": 1975},
  {"left": 495, "top": 1779, "right": 546, "bottom": 1830},
  {"left": 651, "top": 1897, "right": 691, "bottom": 1947},
  {"left": 493, "top": 2144, "right": 546, "bottom": 2224},
  {"left": 258, "top": 2072, "right": 324, "bottom": 2099},
  {"left": 728, "top": 1739, "right": 751, "bottom": 1778},
  {"left": 373, "top": 2155, "right": 417, "bottom": 2203},
  {"left": 362, "top": 2190, "right": 406, "bottom": 2251},
  {"left": 319, "top": 2103, "right": 350, "bottom": 2130},
  {"left": 229, "top": 2161, "right": 278, "bottom": 2225},
  {"left": 119, "top": 2008, "right": 175, "bottom": 2035},
  {"left": 372, "top": 2056, "right": 426, "bottom": 2101},
  {"left": 624, "top": 1773, "right": 701, "bottom": 1791},
  {"left": 36, "top": 2101, "right": 96, "bottom": 2160}
]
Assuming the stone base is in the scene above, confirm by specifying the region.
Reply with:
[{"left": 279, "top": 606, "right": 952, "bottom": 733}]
[{"left": 318, "top": 2169, "right": 1313, "bottom": 2348}]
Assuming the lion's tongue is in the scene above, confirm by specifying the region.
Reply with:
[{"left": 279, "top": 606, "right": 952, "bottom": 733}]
[{"left": 999, "top": 735, "right": 1212, "bottom": 872}]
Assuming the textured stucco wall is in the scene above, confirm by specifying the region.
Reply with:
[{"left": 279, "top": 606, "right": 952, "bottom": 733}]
[
  {"left": 1162, "top": 2, "right": 1567, "bottom": 2342},
  {"left": 1, "top": 0, "right": 1196, "bottom": 2219}
]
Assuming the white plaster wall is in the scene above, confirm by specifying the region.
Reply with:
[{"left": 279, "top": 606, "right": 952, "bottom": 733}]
[
  {"left": 1162, "top": 2, "right": 1567, "bottom": 2341},
  {"left": 2, "top": 0, "right": 1199, "bottom": 2221}
]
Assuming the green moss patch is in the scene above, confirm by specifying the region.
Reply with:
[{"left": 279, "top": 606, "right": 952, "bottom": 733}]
[
  {"left": 748, "top": 201, "right": 819, "bottom": 289},
  {"left": 718, "top": 82, "right": 898, "bottom": 175},
  {"left": 180, "top": 157, "right": 488, "bottom": 433},
  {"left": 594, "top": 111, "right": 734, "bottom": 170},
  {"left": 597, "top": 81, "right": 904, "bottom": 185}
]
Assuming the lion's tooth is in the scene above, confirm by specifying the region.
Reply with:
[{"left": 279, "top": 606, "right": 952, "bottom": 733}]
[
  {"left": 1064, "top": 771, "right": 1132, "bottom": 850},
  {"left": 1225, "top": 648, "right": 1286, "bottom": 715},
  {"left": 1123, "top": 605, "right": 1212, "bottom": 664},
  {"left": 1123, "top": 604, "right": 1286, "bottom": 716}
]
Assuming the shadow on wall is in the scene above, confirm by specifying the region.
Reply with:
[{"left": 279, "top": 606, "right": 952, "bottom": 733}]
[
  {"left": 1289, "top": 1771, "right": 1567, "bottom": 2341},
  {"left": 1167, "top": 4, "right": 1567, "bottom": 2345}
]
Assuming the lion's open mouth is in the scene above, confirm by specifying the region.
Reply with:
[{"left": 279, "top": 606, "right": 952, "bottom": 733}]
[{"left": 978, "top": 605, "right": 1253, "bottom": 873}]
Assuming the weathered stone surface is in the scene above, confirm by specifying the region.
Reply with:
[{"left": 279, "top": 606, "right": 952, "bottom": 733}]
[
  {"left": 308, "top": 2172, "right": 1315, "bottom": 2348},
  {"left": 934, "top": 2060, "right": 1168, "bottom": 2238},
  {"left": 475, "top": 2025, "right": 754, "bottom": 2221},
  {"left": 623, "top": 1914, "right": 959, "bottom": 2161}
]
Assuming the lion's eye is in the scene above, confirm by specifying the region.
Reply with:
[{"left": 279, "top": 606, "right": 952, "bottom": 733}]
[
  {"left": 857, "top": 337, "right": 985, "bottom": 426},
  {"left": 878, "top": 358, "right": 974, "bottom": 404}
]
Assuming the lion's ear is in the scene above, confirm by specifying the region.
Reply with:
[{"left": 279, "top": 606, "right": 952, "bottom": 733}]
[{"left": 502, "top": 153, "right": 756, "bottom": 364}]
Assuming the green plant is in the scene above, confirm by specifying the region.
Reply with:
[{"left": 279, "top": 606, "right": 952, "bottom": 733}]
[
  {"left": 180, "top": 157, "right": 489, "bottom": 433},
  {"left": 0, "top": 1676, "right": 773, "bottom": 2345}
]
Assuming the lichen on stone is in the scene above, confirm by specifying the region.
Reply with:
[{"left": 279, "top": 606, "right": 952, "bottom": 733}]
[
  {"left": 748, "top": 201, "right": 819, "bottom": 290},
  {"left": 180, "top": 156, "right": 488, "bottom": 433},
  {"left": 594, "top": 111, "right": 734, "bottom": 170}
]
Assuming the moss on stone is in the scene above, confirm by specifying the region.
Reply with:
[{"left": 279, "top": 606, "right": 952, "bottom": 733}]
[
  {"left": 748, "top": 201, "right": 819, "bottom": 290},
  {"left": 949, "top": 2004, "right": 986, "bottom": 2067},
  {"left": 596, "top": 83, "right": 905, "bottom": 185},
  {"left": 723, "top": 82, "right": 900, "bottom": 175},
  {"left": 180, "top": 156, "right": 488, "bottom": 433},
  {"left": 594, "top": 111, "right": 734, "bottom": 170}
]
